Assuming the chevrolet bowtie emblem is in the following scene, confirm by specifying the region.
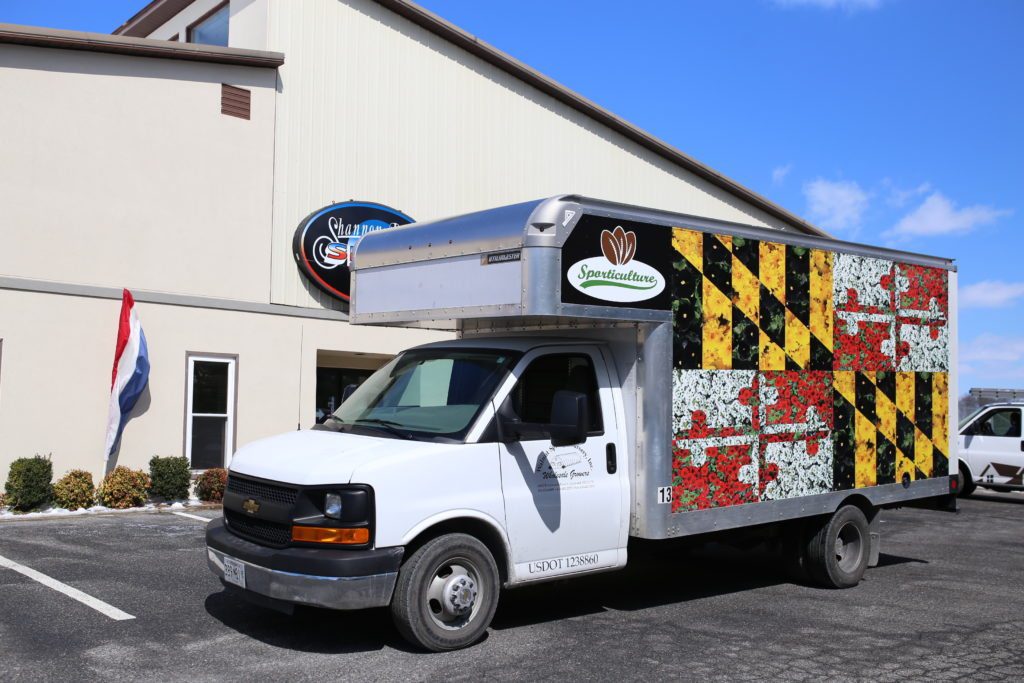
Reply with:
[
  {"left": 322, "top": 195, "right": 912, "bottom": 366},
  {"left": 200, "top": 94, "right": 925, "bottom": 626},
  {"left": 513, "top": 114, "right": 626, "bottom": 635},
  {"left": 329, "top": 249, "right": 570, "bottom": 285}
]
[{"left": 242, "top": 498, "right": 260, "bottom": 515}]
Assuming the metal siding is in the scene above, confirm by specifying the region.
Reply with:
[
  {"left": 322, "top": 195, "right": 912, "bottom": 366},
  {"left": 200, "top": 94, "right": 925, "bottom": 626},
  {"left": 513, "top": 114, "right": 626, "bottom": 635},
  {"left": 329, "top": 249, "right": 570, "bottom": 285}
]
[{"left": 267, "top": 0, "right": 799, "bottom": 308}]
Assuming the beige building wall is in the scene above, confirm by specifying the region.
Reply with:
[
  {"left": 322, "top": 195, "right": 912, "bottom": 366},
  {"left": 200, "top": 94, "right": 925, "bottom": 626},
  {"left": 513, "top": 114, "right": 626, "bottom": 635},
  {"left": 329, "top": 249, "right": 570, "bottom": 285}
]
[
  {"left": 0, "top": 37, "right": 447, "bottom": 482},
  {"left": 262, "top": 0, "right": 800, "bottom": 310},
  {"left": 0, "top": 43, "right": 277, "bottom": 303},
  {"left": 0, "top": 289, "right": 442, "bottom": 480}
]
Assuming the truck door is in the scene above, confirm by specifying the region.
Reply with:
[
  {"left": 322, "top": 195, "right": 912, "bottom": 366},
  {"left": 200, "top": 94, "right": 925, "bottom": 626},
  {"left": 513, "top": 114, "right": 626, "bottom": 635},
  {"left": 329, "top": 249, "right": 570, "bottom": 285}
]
[
  {"left": 496, "top": 346, "right": 625, "bottom": 581},
  {"left": 960, "top": 406, "right": 1024, "bottom": 486}
]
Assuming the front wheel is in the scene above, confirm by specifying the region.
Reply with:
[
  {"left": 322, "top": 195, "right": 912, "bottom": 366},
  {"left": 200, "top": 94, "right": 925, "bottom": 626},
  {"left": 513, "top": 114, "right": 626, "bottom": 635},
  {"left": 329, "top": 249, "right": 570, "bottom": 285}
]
[
  {"left": 390, "top": 533, "right": 500, "bottom": 652},
  {"left": 804, "top": 505, "right": 870, "bottom": 588}
]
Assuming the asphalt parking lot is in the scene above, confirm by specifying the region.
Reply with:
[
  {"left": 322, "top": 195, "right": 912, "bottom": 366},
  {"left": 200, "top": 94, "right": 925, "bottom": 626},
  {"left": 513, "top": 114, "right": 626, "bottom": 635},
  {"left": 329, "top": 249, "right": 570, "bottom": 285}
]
[{"left": 2, "top": 493, "right": 1023, "bottom": 682}]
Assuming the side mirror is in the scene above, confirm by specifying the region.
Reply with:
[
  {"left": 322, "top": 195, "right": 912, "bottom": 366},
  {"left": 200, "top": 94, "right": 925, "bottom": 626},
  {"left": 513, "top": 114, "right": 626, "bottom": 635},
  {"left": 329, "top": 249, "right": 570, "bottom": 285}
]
[
  {"left": 548, "top": 390, "right": 588, "bottom": 447},
  {"left": 341, "top": 383, "right": 358, "bottom": 403}
]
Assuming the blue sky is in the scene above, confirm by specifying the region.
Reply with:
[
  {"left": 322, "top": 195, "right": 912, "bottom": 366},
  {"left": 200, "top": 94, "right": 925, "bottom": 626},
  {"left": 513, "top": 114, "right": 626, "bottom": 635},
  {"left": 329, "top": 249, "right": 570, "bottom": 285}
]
[{"left": 4, "top": 0, "right": 1022, "bottom": 392}]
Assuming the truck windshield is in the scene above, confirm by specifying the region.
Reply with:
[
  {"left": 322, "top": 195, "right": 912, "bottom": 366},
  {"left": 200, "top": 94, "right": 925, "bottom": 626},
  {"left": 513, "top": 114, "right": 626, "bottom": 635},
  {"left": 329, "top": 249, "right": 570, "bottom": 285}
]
[{"left": 327, "top": 348, "right": 519, "bottom": 441}]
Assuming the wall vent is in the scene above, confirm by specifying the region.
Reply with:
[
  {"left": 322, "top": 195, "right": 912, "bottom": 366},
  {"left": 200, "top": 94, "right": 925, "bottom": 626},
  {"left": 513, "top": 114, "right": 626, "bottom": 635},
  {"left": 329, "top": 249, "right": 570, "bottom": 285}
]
[{"left": 221, "top": 84, "right": 250, "bottom": 120}]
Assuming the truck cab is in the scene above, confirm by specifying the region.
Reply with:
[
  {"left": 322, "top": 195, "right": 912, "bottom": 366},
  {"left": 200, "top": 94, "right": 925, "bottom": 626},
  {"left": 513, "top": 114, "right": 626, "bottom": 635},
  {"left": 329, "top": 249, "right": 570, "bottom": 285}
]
[
  {"left": 957, "top": 402, "right": 1024, "bottom": 495},
  {"left": 207, "top": 336, "right": 631, "bottom": 651}
]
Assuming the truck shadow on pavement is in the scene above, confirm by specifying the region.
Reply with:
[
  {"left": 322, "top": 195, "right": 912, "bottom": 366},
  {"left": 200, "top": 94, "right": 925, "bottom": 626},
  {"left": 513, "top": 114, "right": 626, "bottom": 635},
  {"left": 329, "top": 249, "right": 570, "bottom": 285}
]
[
  {"left": 490, "top": 543, "right": 928, "bottom": 631},
  {"left": 204, "top": 541, "right": 929, "bottom": 651},
  {"left": 204, "top": 590, "right": 417, "bottom": 654}
]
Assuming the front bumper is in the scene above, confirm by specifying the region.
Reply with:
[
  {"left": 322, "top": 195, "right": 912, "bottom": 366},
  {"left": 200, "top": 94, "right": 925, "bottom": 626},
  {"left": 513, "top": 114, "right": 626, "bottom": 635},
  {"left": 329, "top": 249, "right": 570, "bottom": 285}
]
[{"left": 205, "top": 518, "right": 402, "bottom": 610}]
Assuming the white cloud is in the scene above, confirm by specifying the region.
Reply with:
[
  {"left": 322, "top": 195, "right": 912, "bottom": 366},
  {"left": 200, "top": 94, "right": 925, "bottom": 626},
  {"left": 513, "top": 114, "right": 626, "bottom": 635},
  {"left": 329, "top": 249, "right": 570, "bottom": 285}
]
[
  {"left": 961, "top": 281, "right": 1024, "bottom": 309},
  {"left": 959, "top": 334, "right": 1024, "bottom": 389},
  {"left": 886, "top": 192, "right": 1010, "bottom": 241},
  {"left": 962, "top": 334, "right": 1024, "bottom": 365},
  {"left": 772, "top": 0, "right": 882, "bottom": 11},
  {"left": 883, "top": 180, "right": 932, "bottom": 208},
  {"left": 803, "top": 178, "right": 869, "bottom": 232},
  {"left": 771, "top": 164, "right": 793, "bottom": 185}
]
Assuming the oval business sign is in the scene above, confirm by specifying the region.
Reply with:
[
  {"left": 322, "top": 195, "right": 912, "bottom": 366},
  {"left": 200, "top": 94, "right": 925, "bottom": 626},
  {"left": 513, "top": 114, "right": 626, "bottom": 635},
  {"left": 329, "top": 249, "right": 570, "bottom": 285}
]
[{"left": 292, "top": 201, "right": 413, "bottom": 302}]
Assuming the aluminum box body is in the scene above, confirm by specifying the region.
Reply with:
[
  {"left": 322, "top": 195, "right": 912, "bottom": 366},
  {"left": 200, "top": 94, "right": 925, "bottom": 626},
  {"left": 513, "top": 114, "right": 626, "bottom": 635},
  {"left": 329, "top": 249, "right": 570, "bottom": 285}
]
[{"left": 351, "top": 196, "right": 957, "bottom": 539}]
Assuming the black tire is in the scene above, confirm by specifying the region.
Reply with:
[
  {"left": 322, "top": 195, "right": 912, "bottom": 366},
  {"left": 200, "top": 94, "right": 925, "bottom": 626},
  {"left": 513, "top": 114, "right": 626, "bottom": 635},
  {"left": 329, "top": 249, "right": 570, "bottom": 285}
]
[
  {"left": 804, "top": 505, "right": 870, "bottom": 588},
  {"left": 958, "top": 463, "right": 976, "bottom": 497},
  {"left": 390, "top": 533, "right": 499, "bottom": 652}
]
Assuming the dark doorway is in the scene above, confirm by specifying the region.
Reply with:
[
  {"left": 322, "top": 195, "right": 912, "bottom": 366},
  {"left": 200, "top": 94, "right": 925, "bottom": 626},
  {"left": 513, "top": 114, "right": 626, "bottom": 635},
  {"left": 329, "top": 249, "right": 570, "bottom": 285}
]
[{"left": 315, "top": 367, "right": 372, "bottom": 423}]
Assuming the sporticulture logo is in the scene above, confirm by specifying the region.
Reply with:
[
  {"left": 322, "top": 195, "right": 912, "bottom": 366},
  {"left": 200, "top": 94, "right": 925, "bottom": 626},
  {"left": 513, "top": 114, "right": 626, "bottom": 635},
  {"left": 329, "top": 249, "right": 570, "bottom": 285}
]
[{"left": 567, "top": 226, "right": 666, "bottom": 303}]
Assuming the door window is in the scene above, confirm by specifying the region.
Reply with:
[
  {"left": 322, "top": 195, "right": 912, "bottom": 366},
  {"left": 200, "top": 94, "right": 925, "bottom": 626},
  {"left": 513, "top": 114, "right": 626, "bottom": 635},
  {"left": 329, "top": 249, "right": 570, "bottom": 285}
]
[
  {"left": 964, "top": 408, "right": 1021, "bottom": 437},
  {"left": 186, "top": 356, "right": 236, "bottom": 469},
  {"left": 509, "top": 353, "right": 603, "bottom": 434}
]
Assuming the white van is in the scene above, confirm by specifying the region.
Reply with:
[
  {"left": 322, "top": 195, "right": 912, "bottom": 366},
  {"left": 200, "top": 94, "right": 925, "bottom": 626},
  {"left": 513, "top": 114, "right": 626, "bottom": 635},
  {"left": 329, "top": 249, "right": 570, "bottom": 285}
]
[
  {"left": 205, "top": 196, "right": 957, "bottom": 651},
  {"left": 957, "top": 402, "right": 1024, "bottom": 495}
]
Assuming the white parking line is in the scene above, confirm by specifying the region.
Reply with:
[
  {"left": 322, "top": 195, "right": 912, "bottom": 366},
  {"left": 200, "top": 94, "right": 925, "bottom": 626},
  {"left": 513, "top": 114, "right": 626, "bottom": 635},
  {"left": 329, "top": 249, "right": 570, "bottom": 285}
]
[
  {"left": 171, "top": 511, "right": 212, "bottom": 522},
  {"left": 0, "top": 553, "right": 135, "bottom": 621}
]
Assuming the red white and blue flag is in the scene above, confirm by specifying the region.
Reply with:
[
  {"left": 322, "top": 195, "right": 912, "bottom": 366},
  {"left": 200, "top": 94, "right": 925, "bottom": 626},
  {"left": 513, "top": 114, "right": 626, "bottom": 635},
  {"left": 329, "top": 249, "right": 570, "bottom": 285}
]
[{"left": 104, "top": 289, "right": 150, "bottom": 461}]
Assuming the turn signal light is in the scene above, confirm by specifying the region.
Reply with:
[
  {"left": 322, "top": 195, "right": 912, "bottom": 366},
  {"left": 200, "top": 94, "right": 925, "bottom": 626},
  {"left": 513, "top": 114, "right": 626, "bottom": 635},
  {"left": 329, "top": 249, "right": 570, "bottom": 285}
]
[{"left": 291, "top": 525, "right": 369, "bottom": 545}]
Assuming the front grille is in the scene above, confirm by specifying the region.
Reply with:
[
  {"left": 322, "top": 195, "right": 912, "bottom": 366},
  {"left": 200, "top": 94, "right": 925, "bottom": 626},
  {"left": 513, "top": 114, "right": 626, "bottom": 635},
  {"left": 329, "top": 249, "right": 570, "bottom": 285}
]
[
  {"left": 227, "top": 475, "right": 298, "bottom": 505},
  {"left": 225, "top": 510, "right": 291, "bottom": 547}
]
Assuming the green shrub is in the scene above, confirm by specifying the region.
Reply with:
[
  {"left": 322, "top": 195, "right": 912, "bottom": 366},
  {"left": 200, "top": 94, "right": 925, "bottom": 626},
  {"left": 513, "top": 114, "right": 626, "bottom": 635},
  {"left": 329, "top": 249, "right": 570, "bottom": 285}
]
[
  {"left": 52, "top": 470, "right": 95, "bottom": 510},
  {"left": 4, "top": 455, "right": 53, "bottom": 511},
  {"left": 0, "top": 490, "right": 7, "bottom": 509},
  {"left": 148, "top": 456, "right": 191, "bottom": 501},
  {"left": 97, "top": 466, "right": 150, "bottom": 509},
  {"left": 196, "top": 468, "right": 228, "bottom": 502}
]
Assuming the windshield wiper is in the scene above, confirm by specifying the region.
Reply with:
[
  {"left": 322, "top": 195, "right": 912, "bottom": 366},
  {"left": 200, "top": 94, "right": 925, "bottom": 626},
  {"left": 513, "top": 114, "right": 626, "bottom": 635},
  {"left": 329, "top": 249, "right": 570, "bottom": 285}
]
[{"left": 352, "top": 418, "right": 413, "bottom": 439}]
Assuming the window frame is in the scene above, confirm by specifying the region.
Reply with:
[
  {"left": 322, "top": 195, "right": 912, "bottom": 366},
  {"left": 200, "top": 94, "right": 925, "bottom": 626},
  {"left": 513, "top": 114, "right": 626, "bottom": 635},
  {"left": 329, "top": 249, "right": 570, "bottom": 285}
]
[
  {"left": 186, "top": 1, "right": 230, "bottom": 46},
  {"left": 183, "top": 352, "right": 238, "bottom": 470},
  {"left": 504, "top": 350, "right": 605, "bottom": 438}
]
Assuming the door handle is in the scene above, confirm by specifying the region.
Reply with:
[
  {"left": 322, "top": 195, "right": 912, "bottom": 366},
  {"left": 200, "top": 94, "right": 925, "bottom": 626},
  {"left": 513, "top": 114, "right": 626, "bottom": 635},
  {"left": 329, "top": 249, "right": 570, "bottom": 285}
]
[
  {"left": 606, "top": 443, "right": 617, "bottom": 474},
  {"left": 1020, "top": 441, "right": 1024, "bottom": 452}
]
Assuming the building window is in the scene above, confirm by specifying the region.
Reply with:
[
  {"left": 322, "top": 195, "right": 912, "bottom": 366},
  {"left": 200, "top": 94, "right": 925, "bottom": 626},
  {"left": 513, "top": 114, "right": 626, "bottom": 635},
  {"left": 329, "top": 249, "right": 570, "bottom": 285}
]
[
  {"left": 187, "top": 2, "right": 229, "bottom": 47},
  {"left": 167, "top": 33, "right": 179, "bottom": 42},
  {"left": 185, "top": 354, "right": 236, "bottom": 469}
]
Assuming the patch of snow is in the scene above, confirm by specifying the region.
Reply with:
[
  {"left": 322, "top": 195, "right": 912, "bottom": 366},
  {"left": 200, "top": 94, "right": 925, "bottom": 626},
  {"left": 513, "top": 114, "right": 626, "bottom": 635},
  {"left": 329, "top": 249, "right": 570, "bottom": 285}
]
[{"left": 0, "top": 499, "right": 214, "bottom": 520}]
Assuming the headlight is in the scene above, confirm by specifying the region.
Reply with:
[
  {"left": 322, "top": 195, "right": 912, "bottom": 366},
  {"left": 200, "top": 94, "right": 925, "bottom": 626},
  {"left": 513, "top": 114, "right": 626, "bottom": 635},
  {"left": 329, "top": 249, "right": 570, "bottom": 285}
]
[{"left": 324, "top": 492, "right": 343, "bottom": 519}]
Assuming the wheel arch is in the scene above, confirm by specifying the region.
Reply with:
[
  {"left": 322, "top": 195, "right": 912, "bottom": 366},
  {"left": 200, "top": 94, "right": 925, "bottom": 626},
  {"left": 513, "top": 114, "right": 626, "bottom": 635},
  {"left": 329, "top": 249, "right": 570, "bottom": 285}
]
[
  {"left": 834, "top": 492, "right": 879, "bottom": 522},
  {"left": 957, "top": 458, "right": 975, "bottom": 482},
  {"left": 400, "top": 512, "right": 512, "bottom": 584}
]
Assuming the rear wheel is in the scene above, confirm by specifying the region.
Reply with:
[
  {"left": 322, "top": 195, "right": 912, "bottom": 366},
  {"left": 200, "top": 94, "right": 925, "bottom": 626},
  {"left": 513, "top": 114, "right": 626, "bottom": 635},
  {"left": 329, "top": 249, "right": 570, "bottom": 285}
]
[
  {"left": 958, "top": 463, "right": 976, "bottom": 497},
  {"left": 804, "top": 505, "right": 870, "bottom": 588},
  {"left": 390, "top": 533, "right": 499, "bottom": 652}
]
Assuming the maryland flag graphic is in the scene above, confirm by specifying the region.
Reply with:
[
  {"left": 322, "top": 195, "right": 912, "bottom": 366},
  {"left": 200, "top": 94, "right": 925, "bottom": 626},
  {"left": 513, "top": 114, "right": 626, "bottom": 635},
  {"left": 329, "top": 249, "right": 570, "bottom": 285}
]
[{"left": 669, "top": 228, "right": 950, "bottom": 513}]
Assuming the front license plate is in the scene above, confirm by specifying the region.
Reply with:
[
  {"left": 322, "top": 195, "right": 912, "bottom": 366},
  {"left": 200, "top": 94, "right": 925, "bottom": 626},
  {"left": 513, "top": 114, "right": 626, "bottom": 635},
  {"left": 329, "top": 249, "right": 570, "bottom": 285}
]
[{"left": 223, "top": 556, "right": 246, "bottom": 588}]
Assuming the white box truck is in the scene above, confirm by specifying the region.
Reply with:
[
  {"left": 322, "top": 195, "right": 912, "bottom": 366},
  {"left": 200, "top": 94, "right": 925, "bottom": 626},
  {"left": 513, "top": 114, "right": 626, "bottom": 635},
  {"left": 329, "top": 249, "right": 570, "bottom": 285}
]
[{"left": 206, "top": 196, "right": 957, "bottom": 651}]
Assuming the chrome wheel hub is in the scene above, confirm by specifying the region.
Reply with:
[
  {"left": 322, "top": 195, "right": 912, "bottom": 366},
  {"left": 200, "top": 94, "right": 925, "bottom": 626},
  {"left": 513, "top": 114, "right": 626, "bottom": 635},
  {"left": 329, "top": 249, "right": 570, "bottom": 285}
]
[
  {"left": 426, "top": 559, "right": 482, "bottom": 630},
  {"left": 445, "top": 574, "right": 478, "bottom": 614}
]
